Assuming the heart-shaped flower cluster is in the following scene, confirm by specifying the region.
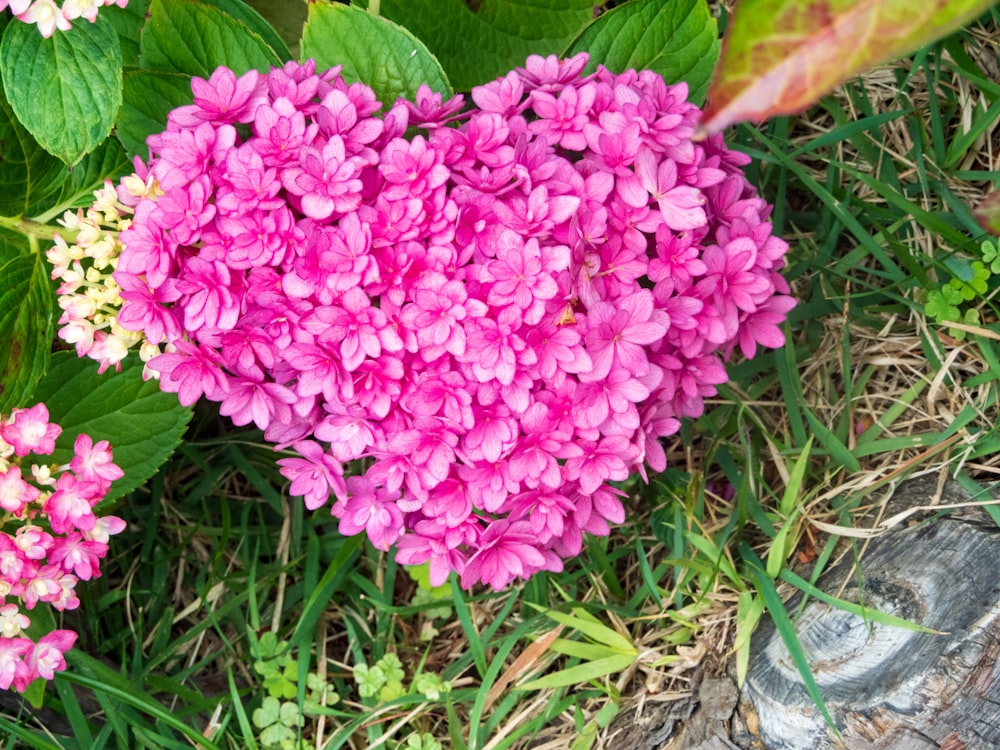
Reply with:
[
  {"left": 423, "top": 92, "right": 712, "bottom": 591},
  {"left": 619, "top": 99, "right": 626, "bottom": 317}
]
[{"left": 58, "top": 55, "right": 793, "bottom": 589}]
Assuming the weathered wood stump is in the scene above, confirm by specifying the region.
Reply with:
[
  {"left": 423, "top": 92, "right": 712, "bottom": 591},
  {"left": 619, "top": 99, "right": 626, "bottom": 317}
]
[{"left": 739, "top": 475, "right": 1000, "bottom": 749}]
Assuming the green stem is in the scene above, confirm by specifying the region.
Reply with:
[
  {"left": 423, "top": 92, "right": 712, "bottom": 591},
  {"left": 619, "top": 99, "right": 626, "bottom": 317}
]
[{"left": 0, "top": 214, "right": 74, "bottom": 245}]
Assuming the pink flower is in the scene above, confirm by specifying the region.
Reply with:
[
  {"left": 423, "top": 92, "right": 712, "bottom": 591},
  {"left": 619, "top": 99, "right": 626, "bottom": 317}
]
[
  {"left": 69, "top": 434, "right": 123, "bottom": 489},
  {"left": 1, "top": 404, "right": 60, "bottom": 456},
  {"left": 333, "top": 476, "right": 403, "bottom": 550},
  {"left": 277, "top": 440, "right": 346, "bottom": 510},
  {"left": 460, "top": 520, "right": 550, "bottom": 589},
  {"left": 26, "top": 630, "right": 76, "bottom": 681},
  {"left": 582, "top": 290, "right": 669, "bottom": 381},
  {"left": 0, "top": 467, "right": 41, "bottom": 514},
  {"left": 81, "top": 57, "right": 794, "bottom": 591}
]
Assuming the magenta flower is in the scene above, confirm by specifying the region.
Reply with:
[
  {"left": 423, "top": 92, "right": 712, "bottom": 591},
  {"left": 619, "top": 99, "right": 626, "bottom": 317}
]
[
  {"left": 1, "top": 404, "right": 60, "bottom": 457},
  {"left": 88, "top": 55, "right": 794, "bottom": 591},
  {"left": 582, "top": 290, "right": 669, "bottom": 381},
  {"left": 460, "top": 520, "right": 551, "bottom": 589},
  {"left": 0, "top": 403, "right": 124, "bottom": 690}
]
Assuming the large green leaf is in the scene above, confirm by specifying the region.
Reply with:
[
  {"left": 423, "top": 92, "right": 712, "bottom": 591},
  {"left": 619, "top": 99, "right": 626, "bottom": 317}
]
[
  {"left": 117, "top": 70, "right": 194, "bottom": 159},
  {"left": 375, "top": 0, "right": 594, "bottom": 91},
  {"left": 30, "top": 352, "right": 192, "bottom": 503},
  {"left": 699, "top": 0, "right": 999, "bottom": 135},
  {"left": 32, "top": 138, "right": 132, "bottom": 218},
  {"left": 0, "top": 253, "right": 53, "bottom": 413},
  {"left": 140, "top": 0, "right": 283, "bottom": 77},
  {"left": 301, "top": 2, "right": 451, "bottom": 105},
  {"left": 566, "top": 0, "right": 719, "bottom": 105},
  {"left": 201, "top": 0, "right": 293, "bottom": 63},
  {"left": 0, "top": 16, "right": 123, "bottom": 166},
  {"left": 0, "top": 78, "right": 69, "bottom": 217},
  {"left": 0, "top": 227, "right": 29, "bottom": 267},
  {"left": 103, "top": 0, "right": 150, "bottom": 69}
]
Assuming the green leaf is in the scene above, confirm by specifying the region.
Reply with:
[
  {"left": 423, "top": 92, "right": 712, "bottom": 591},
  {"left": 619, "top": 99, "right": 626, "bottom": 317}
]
[
  {"left": 0, "top": 16, "right": 123, "bottom": 165},
  {"left": 140, "top": 0, "right": 283, "bottom": 78},
  {"left": 252, "top": 695, "right": 281, "bottom": 729},
  {"left": 740, "top": 543, "right": 842, "bottom": 744},
  {"left": 566, "top": 0, "right": 719, "bottom": 105},
  {"left": 0, "top": 226, "right": 31, "bottom": 267},
  {"left": 517, "top": 652, "right": 637, "bottom": 691},
  {"left": 200, "top": 0, "right": 292, "bottom": 63},
  {"left": 539, "top": 607, "right": 636, "bottom": 653},
  {"left": 301, "top": 2, "right": 451, "bottom": 106},
  {"left": 32, "top": 137, "right": 132, "bottom": 218},
  {"left": 699, "top": 0, "right": 999, "bottom": 135},
  {"left": 117, "top": 70, "right": 194, "bottom": 159},
  {"left": 103, "top": 0, "right": 150, "bottom": 69},
  {"left": 29, "top": 351, "right": 192, "bottom": 503},
  {"left": 377, "top": 0, "right": 593, "bottom": 91},
  {"left": 0, "top": 253, "right": 53, "bottom": 413},
  {"left": 0, "top": 82, "right": 68, "bottom": 217}
]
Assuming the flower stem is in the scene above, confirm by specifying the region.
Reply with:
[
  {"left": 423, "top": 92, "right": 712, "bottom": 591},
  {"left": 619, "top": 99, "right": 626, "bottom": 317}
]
[{"left": 0, "top": 214, "right": 73, "bottom": 246}]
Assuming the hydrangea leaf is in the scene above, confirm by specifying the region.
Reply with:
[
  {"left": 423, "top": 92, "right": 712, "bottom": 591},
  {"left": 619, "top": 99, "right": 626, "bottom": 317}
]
[
  {"left": 102, "top": 0, "right": 149, "bottom": 69},
  {"left": 0, "top": 86, "right": 67, "bottom": 217},
  {"left": 31, "top": 138, "right": 131, "bottom": 217},
  {"left": 0, "top": 227, "right": 29, "bottom": 267},
  {"left": 375, "top": 0, "right": 593, "bottom": 91},
  {"left": 566, "top": 0, "right": 719, "bottom": 105},
  {"left": 30, "top": 351, "right": 193, "bottom": 503},
  {"left": 199, "top": 0, "right": 293, "bottom": 62},
  {"left": 117, "top": 70, "right": 194, "bottom": 159},
  {"left": 140, "top": 0, "right": 282, "bottom": 78},
  {"left": 301, "top": 2, "right": 451, "bottom": 105},
  {"left": 698, "top": 0, "right": 998, "bottom": 135},
  {"left": 0, "top": 253, "right": 53, "bottom": 413},
  {"left": 0, "top": 15, "right": 122, "bottom": 166},
  {"left": 975, "top": 190, "right": 1000, "bottom": 237}
]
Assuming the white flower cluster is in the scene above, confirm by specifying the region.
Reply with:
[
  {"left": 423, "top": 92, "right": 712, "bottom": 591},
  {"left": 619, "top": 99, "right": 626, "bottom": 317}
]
[
  {"left": 47, "top": 175, "right": 164, "bottom": 373},
  {"left": 1, "top": 0, "right": 128, "bottom": 37}
]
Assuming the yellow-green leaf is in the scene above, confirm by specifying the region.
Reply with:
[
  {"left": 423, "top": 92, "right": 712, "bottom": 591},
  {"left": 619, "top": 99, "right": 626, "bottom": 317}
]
[{"left": 699, "top": 0, "right": 998, "bottom": 135}]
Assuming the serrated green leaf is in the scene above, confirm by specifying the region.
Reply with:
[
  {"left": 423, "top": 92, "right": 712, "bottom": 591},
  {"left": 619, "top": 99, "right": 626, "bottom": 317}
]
[
  {"left": 0, "top": 253, "right": 53, "bottom": 412},
  {"left": 0, "top": 85, "right": 68, "bottom": 217},
  {"left": 29, "top": 351, "right": 192, "bottom": 503},
  {"left": 201, "top": 0, "right": 292, "bottom": 63},
  {"left": 516, "top": 652, "right": 637, "bottom": 691},
  {"left": 140, "top": 0, "right": 282, "bottom": 78},
  {"left": 103, "top": 0, "right": 149, "bottom": 69},
  {"left": 244, "top": 0, "right": 308, "bottom": 54},
  {"left": 0, "top": 16, "right": 122, "bottom": 165},
  {"left": 0, "top": 226, "right": 30, "bottom": 266},
  {"left": 301, "top": 2, "right": 451, "bottom": 106},
  {"left": 700, "top": 0, "right": 999, "bottom": 135},
  {"left": 32, "top": 138, "right": 131, "bottom": 218},
  {"left": 566, "top": 0, "right": 719, "bottom": 105},
  {"left": 117, "top": 70, "right": 194, "bottom": 159},
  {"left": 377, "top": 0, "right": 593, "bottom": 91}
]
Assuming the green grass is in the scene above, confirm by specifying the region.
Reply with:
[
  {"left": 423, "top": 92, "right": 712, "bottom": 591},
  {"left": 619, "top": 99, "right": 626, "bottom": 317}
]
[{"left": 6, "top": 13, "right": 1000, "bottom": 750}]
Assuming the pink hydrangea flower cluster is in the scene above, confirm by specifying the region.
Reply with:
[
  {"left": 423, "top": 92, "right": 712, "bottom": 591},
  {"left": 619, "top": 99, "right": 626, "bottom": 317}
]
[
  {"left": 0, "top": 0, "right": 128, "bottom": 37},
  {"left": 0, "top": 403, "right": 125, "bottom": 691},
  {"left": 110, "top": 55, "right": 793, "bottom": 589}
]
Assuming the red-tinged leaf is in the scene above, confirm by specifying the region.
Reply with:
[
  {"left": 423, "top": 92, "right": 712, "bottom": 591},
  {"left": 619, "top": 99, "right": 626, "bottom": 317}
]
[
  {"left": 975, "top": 190, "right": 1000, "bottom": 236},
  {"left": 698, "top": 0, "right": 997, "bottom": 136}
]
